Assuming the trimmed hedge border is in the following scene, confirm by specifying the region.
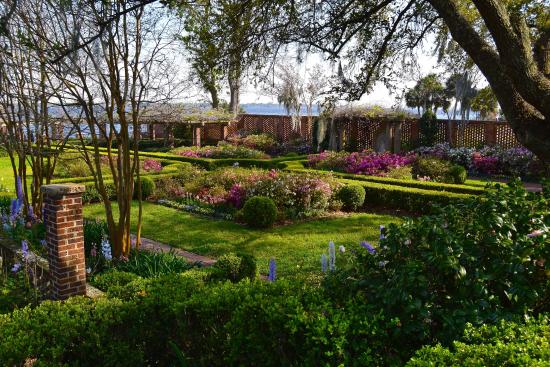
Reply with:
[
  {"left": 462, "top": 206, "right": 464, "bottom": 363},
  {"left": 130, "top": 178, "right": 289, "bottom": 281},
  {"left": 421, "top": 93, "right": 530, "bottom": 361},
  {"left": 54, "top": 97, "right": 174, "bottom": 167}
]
[{"left": 279, "top": 160, "right": 487, "bottom": 195}]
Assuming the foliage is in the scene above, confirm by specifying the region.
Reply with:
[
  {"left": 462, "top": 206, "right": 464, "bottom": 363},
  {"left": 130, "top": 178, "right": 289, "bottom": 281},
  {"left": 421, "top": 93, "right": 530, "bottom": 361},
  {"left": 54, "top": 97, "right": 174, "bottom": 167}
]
[
  {"left": 471, "top": 86, "right": 499, "bottom": 120},
  {"left": 242, "top": 196, "right": 277, "bottom": 228},
  {"left": 405, "top": 74, "right": 451, "bottom": 115},
  {"left": 0, "top": 271, "right": 41, "bottom": 314},
  {"left": 90, "top": 270, "right": 141, "bottom": 292},
  {"left": 407, "top": 316, "right": 550, "bottom": 366},
  {"left": 337, "top": 185, "right": 366, "bottom": 211},
  {"left": 211, "top": 253, "right": 257, "bottom": 282},
  {"left": 325, "top": 180, "right": 550, "bottom": 359},
  {"left": 111, "top": 250, "right": 196, "bottom": 278},
  {"left": 83, "top": 219, "right": 109, "bottom": 258},
  {"left": 134, "top": 177, "right": 156, "bottom": 200}
]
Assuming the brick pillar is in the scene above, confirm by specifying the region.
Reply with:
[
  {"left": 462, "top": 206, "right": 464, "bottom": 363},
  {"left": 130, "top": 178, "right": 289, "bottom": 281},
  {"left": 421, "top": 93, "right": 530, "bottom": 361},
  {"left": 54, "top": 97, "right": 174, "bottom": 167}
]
[
  {"left": 40, "top": 184, "right": 86, "bottom": 300},
  {"left": 192, "top": 126, "right": 202, "bottom": 147}
]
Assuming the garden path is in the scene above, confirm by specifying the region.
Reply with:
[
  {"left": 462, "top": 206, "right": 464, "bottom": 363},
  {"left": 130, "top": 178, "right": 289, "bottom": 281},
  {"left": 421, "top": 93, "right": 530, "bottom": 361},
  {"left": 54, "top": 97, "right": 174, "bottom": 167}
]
[{"left": 130, "top": 234, "right": 216, "bottom": 266}]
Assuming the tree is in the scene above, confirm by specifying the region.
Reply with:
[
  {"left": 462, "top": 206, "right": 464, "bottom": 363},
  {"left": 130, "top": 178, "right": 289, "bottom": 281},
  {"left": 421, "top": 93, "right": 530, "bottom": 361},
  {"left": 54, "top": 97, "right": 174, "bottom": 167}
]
[
  {"left": 404, "top": 74, "right": 450, "bottom": 115},
  {"left": 291, "top": 0, "right": 550, "bottom": 164},
  {"left": 30, "top": 0, "right": 177, "bottom": 257},
  {"left": 0, "top": 0, "right": 71, "bottom": 220},
  {"left": 471, "top": 86, "right": 498, "bottom": 120},
  {"left": 171, "top": 0, "right": 289, "bottom": 116}
]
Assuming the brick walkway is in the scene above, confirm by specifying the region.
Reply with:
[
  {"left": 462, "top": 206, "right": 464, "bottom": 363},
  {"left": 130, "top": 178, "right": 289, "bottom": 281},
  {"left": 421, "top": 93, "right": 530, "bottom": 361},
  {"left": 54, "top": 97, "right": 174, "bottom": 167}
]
[{"left": 130, "top": 234, "right": 216, "bottom": 266}]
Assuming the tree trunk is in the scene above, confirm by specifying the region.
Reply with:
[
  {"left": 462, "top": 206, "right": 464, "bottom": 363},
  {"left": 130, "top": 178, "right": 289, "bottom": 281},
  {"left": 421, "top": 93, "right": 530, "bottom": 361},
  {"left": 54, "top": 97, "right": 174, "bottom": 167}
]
[
  {"left": 229, "top": 77, "right": 240, "bottom": 117},
  {"left": 208, "top": 85, "right": 220, "bottom": 109}
]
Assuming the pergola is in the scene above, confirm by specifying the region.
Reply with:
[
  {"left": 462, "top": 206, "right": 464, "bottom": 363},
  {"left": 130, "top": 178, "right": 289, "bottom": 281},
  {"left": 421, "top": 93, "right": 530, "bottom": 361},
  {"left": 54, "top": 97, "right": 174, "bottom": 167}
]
[{"left": 138, "top": 104, "right": 237, "bottom": 146}]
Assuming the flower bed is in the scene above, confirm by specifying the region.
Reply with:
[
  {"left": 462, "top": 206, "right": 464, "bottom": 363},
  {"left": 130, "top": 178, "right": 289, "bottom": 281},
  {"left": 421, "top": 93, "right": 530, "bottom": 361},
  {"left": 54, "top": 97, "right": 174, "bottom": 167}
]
[
  {"left": 307, "top": 150, "right": 416, "bottom": 176},
  {"left": 172, "top": 143, "right": 269, "bottom": 159},
  {"left": 416, "top": 143, "right": 541, "bottom": 178},
  {"left": 226, "top": 132, "right": 312, "bottom": 156},
  {"left": 155, "top": 167, "right": 343, "bottom": 221}
]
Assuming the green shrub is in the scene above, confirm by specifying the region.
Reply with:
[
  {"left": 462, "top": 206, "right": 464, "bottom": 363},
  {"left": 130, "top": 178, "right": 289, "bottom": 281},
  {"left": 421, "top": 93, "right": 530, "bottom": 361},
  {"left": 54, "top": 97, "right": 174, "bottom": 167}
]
[
  {"left": 407, "top": 316, "right": 550, "bottom": 366},
  {"left": 134, "top": 177, "right": 156, "bottom": 199},
  {"left": 412, "top": 156, "right": 454, "bottom": 182},
  {"left": 326, "top": 180, "right": 550, "bottom": 360},
  {"left": 90, "top": 270, "right": 141, "bottom": 292},
  {"left": 337, "top": 185, "right": 366, "bottom": 211},
  {"left": 242, "top": 196, "right": 277, "bottom": 228},
  {"left": 211, "top": 253, "right": 257, "bottom": 282},
  {"left": 0, "top": 278, "right": 382, "bottom": 366},
  {"left": 449, "top": 165, "right": 467, "bottom": 184}
]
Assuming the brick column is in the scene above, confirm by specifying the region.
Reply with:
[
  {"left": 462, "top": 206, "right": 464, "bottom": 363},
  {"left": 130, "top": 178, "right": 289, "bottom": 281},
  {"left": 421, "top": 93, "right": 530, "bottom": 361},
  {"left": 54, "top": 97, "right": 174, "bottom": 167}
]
[{"left": 40, "top": 184, "right": 86, "bottom": 300}]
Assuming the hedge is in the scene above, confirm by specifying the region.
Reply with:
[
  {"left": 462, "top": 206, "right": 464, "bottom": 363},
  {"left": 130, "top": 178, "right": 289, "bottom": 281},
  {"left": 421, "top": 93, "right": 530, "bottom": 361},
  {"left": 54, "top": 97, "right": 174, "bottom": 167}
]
[
  {"left": 407, "top": 316, "right": 550, "bottom": 366},
  {"left": 0, "top": 276, "right": 388, "bottom": 366},
  {"left": 338, "top": 178, "right": 471, "bottom": 213},
  {"left": 280, "top": 160, "right": 487, "bottom": 195}
]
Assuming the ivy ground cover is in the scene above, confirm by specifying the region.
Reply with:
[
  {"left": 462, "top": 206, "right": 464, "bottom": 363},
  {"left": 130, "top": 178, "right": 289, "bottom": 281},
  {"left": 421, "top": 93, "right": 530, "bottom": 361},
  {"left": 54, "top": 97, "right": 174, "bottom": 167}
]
[{"left": 83, "top": 201, "right": 401, "bottom": 278}]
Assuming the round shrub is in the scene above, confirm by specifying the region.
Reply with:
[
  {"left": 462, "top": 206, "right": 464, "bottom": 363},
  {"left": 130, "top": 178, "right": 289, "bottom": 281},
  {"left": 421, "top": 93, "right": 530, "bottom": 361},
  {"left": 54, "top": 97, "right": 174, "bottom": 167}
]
[
  {"left": 448, "top": 165, "right": 467, "bottom": 184},
  {"left": 242, "top": 196, "right": 277, "bottom": 228},
  {"left": 134, "top": 176, "right": 156, "bottom": 199},
  {"left": 337, "top": 185, "right": 366, "bottom": 211},
  {"left": 412, "top": 157, "right": 453, "bottom": 183},
  {"left": 212, "top": 253, "right": 257, "bottom": 282}
]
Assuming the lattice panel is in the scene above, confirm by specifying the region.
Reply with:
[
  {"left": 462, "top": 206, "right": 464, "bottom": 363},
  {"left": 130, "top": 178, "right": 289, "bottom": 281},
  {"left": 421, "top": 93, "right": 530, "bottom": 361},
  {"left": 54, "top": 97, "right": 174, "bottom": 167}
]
[
  {"left": 400, "top": 121, "right": 414, "bottom": 148},
  {"left": 434, "top": 123, "right": 448, "bottom": 144},
  {"left": 455, "top": 122, "right": 485, "bottom": 147},
  {"left": 495, "top": 124, "right": 521, "bottom": 148}
]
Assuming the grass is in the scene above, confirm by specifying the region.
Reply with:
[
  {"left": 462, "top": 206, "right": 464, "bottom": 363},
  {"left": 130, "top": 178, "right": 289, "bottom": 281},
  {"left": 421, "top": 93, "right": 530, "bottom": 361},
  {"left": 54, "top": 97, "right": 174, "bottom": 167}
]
[
  {"left": 0, "top": 157, "right": 16, "bottom": 192},
  {"left": 83, "top": 201, "right": 402, "bottom": 278}
]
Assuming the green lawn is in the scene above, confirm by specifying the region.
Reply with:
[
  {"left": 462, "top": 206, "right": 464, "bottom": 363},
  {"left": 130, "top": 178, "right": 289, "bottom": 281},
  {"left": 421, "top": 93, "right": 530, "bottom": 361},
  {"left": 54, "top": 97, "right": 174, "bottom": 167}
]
[
  {"left": 84, "top": 201, "right": 402, "bottom": 278},
  {"left": 0, "top": 156, "right": 16, "bottom": 192}
]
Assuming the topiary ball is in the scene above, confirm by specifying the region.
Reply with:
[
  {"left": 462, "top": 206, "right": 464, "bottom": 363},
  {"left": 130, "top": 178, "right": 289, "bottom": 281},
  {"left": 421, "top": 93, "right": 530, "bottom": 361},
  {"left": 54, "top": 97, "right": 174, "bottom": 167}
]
[
  {"left": 134, "top": 176, "right": 156, "bottom": 199},
  {"left": 242, "top": 196, "right": 277, "bottom": 228},
  {"left": 337, "top": 185, "right": 366, "bottom": 211},
  {"left": 448, "top": 165, "right": 467, "bottom": 184},
  {"left": 212, "top": 253, "right": 257, "bottom": 282}
]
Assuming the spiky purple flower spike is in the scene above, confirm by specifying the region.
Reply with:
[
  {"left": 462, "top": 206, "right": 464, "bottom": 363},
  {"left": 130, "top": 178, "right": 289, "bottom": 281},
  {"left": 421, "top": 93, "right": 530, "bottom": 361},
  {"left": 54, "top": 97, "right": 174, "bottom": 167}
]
[
  {"left": 21, "top": 240, "right": 29, "bottom": 258},
  {"left": 379, "top": 225, "right": 386, "bottom": 240},
  {"left": 16, "top": 176, "right": 23, "bottom": 200},
  {"left": 321, "top": 254, "right": 328, "bottom": 272},
  {"left": 328, "top": 241, "right": 336, "bottom": 271},
  {"left": 360, "top": 241, "right": 376, "bottom": 254},
  {"left": 268, "top": 258, "right": 277, "bottom": 282}
]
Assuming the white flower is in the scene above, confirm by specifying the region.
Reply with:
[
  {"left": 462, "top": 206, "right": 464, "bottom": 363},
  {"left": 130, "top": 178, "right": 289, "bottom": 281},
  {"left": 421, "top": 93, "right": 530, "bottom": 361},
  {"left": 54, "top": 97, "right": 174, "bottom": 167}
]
[
  {"left": 338, "top": 245, "right": 345, "bottom": 253},
  {"left": 86, "top": 267, "right": 92, "bottom": 274},
  {"left": 527, "top": 229, "right": 544, "bottom": 238},
  {"left": 404, "top": 239, "right": 411, "bottom": 245}
]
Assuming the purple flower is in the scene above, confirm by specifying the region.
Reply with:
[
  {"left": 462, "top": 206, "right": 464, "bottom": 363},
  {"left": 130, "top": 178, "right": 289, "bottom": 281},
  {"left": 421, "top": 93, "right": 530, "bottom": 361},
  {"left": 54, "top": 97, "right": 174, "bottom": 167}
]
[
  {"left": 328, "top": 241, "right": 336, "bottom": 271},
  {"left": 16, "top": 176, "right": 24, "bottom": 200},
  {"left": 40, "top": 239, "right": 47, "bottom": 247},
  {"left": 27, "top": 205, "right": 35, "bottom": 220},
  {"left": 379, "top": 225, "right": 386, "bottom": 240},
  {"left": 360, "top": 241, "right": 376, "bottom": 254},
  {"left": 268, "top": 258, "right": 276, "bottom": 282},
  {"left": 11, "top": 263, "right": 21, "bottom": 273},
  {"left": 321, "top": 253, "right": 328, "bottom": 272},
  {"left": 21, "top": 240, "right": 29, "bottom": 258}
]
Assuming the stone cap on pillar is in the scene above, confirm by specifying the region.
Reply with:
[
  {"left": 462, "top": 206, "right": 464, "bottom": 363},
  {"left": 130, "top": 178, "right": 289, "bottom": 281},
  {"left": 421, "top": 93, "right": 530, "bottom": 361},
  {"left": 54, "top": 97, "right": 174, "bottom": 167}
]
[{"left": 40, "top": 183, "right": 86, "bottom": 199}]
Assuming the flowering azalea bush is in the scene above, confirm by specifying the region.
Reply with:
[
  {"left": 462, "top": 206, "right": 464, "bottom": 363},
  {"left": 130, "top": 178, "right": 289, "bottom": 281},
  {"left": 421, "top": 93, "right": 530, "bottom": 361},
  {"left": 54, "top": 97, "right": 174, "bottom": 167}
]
[
  {"left": 308, "top": 150, "right": 416, "bottom": 176},
  {"left": 226, "top": 131, "right": 312, "bottom": 156},
  {"left": 416, "top": 143, "right": 541, "bottom": 177},
  {"left": 142, "top": 159, "right": 163, "bottom": 173},
  {"left": 172, "top": 143, "right": 269, "bottom": 159}
]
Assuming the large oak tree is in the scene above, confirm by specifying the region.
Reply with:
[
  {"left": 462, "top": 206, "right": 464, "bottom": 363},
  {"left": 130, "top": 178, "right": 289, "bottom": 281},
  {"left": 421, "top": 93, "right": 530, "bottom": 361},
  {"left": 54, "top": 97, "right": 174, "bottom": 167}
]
[{"left": 292, "top": 0, "right": 550, "bottom": 164}]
